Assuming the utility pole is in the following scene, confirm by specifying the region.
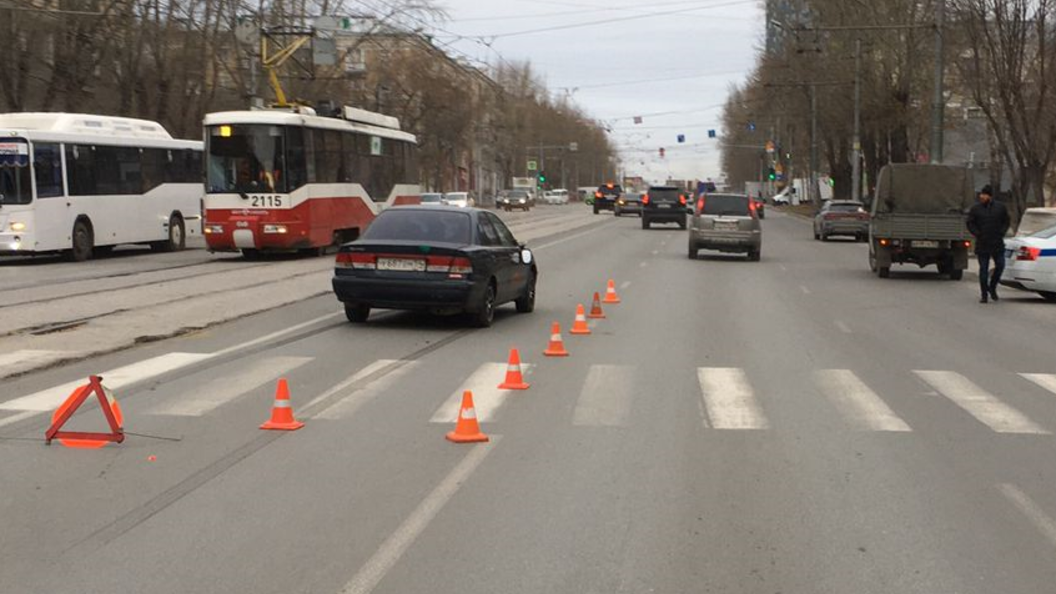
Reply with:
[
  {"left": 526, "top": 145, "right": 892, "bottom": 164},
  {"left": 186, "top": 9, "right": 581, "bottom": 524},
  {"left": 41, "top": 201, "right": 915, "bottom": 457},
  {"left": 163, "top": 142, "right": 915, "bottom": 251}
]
[
  {"left": 852, "top": 37, "right": 862, "bottom": 202},
  {"left": 930, "top": 0, "right": 946, "bottom": 164},
  {"left": 810, "top": 86, "right": 818, "bottom": 205}
]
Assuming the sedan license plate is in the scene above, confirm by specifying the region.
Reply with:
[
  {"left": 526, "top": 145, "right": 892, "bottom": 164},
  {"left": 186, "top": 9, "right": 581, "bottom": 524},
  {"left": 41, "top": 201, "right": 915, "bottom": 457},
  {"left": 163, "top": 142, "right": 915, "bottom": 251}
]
[
  {"left": 912, "top": 240, "right": 939, "bottom": 248},
  {"left": 377, "top": 257, "right": 425, "bottom": 272}
]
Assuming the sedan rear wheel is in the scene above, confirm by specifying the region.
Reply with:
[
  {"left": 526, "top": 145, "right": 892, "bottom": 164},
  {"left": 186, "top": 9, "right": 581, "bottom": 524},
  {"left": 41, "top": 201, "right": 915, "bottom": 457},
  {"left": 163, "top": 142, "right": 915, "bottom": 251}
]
[
  {"left": 344, "top": 304, "right": 370, "bottom": 323},
  {"left": 471, "top": 283, "right": 496, "bottom": 328}
]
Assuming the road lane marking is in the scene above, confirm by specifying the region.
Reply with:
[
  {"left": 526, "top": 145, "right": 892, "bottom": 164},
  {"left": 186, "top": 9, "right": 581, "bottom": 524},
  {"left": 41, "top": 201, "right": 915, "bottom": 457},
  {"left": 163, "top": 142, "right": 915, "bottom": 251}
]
[
  {"left": 0, "top": 350, "right": 63, "bottom": 374},
  {"left": 148, "top": 356, "right": 312, "bottom": 416},
  {"left": 532, "top": 221, "right": 612, "bottom": 250},
  {"left": 914, "top": 370, "right": 1050, "bottom": 434},
  {"left": 999, "top": 483, "right": 1056, "bottom": 549},
  {"left": 0, "top": 352, "right": 214, "bottom": 413},
  {"left": 429, "top": 362, "right": 532, "bottom": 423},
  {"left": 651, "top": 250, "right": 659, "bottom": 255},
  {"left": 573, "top": 365, "right": 634, "bottom": 427},
  {"left": 799, "top": 285, "right": 811, "bottom": 295},
  {"left": 339, "top": 439, "right": 499, "bottom": 594},
  {"left": 212, "top": 312, "right": 342, "bottom": 358},
  {"left": 697, "top": 368, "right": 769, "bottom": 430},
  {"left": 620, "top": 281, "right": 632, "bottom": 290},
  {"left": 1021, "top": 373, "right": 1056, "bottom": 397},
  {"left": 835, "top": 321, "right": 852, "bottom": 334},
  {"left": 815, "top": 370, "right": 911, "bottom": 432},
  {"left": 315, "top": 360, "right": 421, "bottom": 420},
  {"left": 639, "top": 261, "right": 648, "bottom": 268}
]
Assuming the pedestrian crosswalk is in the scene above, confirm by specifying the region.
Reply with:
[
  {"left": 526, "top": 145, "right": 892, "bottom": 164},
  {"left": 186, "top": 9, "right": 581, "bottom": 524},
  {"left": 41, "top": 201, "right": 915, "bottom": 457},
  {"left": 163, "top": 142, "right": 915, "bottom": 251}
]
[{"left": 4, "top": 352, "right": 1056, "bottom": 437}]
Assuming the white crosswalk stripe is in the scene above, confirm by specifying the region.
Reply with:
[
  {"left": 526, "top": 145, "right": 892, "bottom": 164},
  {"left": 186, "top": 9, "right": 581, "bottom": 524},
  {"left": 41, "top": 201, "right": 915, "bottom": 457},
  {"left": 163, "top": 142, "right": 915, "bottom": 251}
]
[
  {"left": 573, "top": 365, "right": 635, "bottom": 427},
  {"left": 815, "top": 369, "right": 912, "bottom": 432},
  {"left": 0, "top": 350, "right": 65, "bottom": 375},
  {"left": 148, "top": 356, "right": 312, "bottom": 416},
  {"left": 315, "top": 360, "right": 420, "bottom": 420},
  {"left": 0, "top": 352, "right": 213, "bottom": 413},
  {"left": 915, "top": 370, "right": 1050, "bottom": 434},
  {"left": 430, "top": 362, "right": 533, "bottom": 424},
  {"left": 697, "top": 367, "right": 769, "bottom": 430},
  {"left": 1020, "top": 373, "right": 1056, "bottom": 397}
]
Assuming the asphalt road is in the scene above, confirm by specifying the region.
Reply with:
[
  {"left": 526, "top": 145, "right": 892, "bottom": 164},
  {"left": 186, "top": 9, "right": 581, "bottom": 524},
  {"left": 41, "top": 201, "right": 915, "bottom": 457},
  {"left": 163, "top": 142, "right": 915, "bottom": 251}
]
[{"left": 3, "top": 209, "right": 1056, "bottom": 593}]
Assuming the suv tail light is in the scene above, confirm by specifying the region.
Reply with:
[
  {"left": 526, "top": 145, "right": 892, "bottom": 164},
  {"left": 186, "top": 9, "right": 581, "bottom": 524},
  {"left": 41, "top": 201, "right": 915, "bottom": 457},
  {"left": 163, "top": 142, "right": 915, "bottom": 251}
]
[
  {"left": 748, "top": 199, "right": 758, "bottom": 218},
  {"left": 679, "top": 194, "right": 687, "bottom": 206},
  {"left": 594, "top": 191, "right": 602, "bottom": 198},
  {"left": 336, "top": 252, "right": 376, "bottom": 270},
  {"left": 642, "top": 194, "right": 650, "bottom": 205},
  {"left": 696, "top": 197, "right": 705, "bottom": 213},
  {"left": 1017, "top": 246, "right": 1041, "bottom": 261}
]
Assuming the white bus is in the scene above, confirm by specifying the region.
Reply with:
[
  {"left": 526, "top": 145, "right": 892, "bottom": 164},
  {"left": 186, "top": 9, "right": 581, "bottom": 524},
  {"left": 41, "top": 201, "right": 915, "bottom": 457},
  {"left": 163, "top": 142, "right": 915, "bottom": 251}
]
[{"left": 0, "top": 113, "right": 203, "bottom": 261}]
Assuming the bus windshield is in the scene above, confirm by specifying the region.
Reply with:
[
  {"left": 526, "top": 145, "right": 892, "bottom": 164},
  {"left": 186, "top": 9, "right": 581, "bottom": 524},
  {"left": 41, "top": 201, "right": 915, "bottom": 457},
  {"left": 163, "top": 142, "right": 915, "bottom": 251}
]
[
  {"left": 207, "top": 125, "right": 292, "bottom": 194},
  {"left": 0, "top": 138, "right": 32, "bottom": 205}
]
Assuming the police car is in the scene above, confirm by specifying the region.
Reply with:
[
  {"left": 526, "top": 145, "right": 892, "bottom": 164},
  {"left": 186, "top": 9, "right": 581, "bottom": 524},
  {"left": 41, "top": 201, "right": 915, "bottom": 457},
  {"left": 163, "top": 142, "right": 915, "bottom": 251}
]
[{"left": 1000, "top": 224, "right": 1056, "bottom": 302}]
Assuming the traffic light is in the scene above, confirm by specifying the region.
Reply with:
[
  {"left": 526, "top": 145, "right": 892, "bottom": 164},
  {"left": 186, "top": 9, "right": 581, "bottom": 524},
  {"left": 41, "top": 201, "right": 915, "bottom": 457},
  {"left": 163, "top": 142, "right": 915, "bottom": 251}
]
[
  {"left": 538, "top": 171, "right": 546, "bottom": 184},
  {"left": 767, "top": 167, "right": 776, "bottom": 181}
]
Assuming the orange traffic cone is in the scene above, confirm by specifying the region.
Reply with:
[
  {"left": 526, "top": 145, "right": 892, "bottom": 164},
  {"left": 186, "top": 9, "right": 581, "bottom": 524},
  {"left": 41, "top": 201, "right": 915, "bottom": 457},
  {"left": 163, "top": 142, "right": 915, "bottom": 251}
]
[
  {"left": 260, "top": 378, "right": 304, "bottom": 431},
  {"left": 588, "top": 292, "right": 606, "bottom": 319},
  {"left": 570, "top": 304, "right": 591, "bottom": 335},
  {"left": 498, "top": 348, "right": 530, "bottom": 390},
  {"left": 446, "top": 390, "right": 489, "bottom": 443},
  {"left": 603, "top": 279, "right": 622, "bottom": 304},
  {"left": 544, "top": 322, "right": 570, "bottom": 357}
]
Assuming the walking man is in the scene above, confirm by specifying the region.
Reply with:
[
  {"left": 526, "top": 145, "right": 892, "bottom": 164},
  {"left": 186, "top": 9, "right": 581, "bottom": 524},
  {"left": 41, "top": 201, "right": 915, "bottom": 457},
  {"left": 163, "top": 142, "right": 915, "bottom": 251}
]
[{"left": 966, "top": 185, "right": 1011, "bottom": 303}]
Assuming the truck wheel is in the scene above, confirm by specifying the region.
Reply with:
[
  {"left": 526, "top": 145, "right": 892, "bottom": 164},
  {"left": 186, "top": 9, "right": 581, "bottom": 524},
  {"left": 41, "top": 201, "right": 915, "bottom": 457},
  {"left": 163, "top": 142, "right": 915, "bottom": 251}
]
[{"left": 878, "top": 266, "right": 890, "bottom": 278}]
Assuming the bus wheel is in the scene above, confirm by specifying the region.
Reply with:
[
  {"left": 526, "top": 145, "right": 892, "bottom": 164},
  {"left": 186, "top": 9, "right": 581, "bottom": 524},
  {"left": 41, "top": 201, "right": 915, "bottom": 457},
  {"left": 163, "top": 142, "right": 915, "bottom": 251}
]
[
  {"left": 153, "top": 214, "right": 185, "bottom": 252},
  {"left": 69, "top": 220, "right": 93, "bottom": 262}
]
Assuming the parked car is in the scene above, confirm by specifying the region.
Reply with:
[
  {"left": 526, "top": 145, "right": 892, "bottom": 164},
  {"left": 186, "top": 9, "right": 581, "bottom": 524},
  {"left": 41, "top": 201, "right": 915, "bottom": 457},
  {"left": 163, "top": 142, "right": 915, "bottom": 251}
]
[
  {"left": 614, "top": 192, "right": 643, "bottom": 217},
  {"left": 772, "top": 188, "right": 792, "bottom": 205},
  {"left": 814, "top": 200, "right": 869, "bottom": 241},
  {"left": 641, "top": 186, "right": 687, "bottom": 229},
  {"left": 542, "top": 189, "right": 570, "bottom": 205},
  {"left": 501, "top": 189, "right": 532, "bottom": 211},
  {"left": 1000, "top": 223, "right": 1056, "bottom": 302},
  {"left": 578, "top": 186, "right": 597, "bottom": 205},
  {"left": 332, "top": 206, "right": 537, "bottom": 327},
  {"left": 420, "top": 193, "right": 444, "bottom": 206},
  {"left": 443, "top": 192, "right": 473, "bottom": 208},
  {"left": 593, "top": 183, "right": 622, "bottom": 214},
  {"left": 688, "top": 193, "right": 762, "bottom": 261}
]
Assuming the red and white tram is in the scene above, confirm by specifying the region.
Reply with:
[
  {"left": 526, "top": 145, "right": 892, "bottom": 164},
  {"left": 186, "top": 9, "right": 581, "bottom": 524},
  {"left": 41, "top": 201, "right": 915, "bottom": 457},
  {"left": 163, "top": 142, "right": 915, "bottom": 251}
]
[{"left": 202, "top": 106, "right": 420, "bottom": 256}]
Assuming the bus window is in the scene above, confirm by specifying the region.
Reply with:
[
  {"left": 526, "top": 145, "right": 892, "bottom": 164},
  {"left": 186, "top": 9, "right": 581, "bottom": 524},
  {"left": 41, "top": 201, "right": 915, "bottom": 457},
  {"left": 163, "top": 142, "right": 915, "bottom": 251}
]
[
  {"left": 66, "top": 144, "right": 96, "bottom": 196},
  {"left": 0, "top": 138, "right": 32, "bottom": 205},
  {"left": 33, "top": 143, "right": 63, "bottom": 198}
]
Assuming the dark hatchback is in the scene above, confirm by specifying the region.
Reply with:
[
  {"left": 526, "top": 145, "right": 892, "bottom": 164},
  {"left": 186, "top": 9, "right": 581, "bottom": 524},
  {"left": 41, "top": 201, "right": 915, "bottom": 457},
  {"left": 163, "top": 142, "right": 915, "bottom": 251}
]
[
  {"left": 332, "top": 206, "right": 537, "bottom": 327},
  {"left": 641, "top": 186, "right": 688, "bottom": 229},
  {"left": 593, "top": 183, "right": 622, "bottom": 214}
]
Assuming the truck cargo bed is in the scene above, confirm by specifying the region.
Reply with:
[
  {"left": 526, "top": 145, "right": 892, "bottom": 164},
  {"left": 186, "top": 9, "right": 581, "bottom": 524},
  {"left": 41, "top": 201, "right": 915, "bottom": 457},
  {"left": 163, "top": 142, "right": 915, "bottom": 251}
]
[{"left": 871, "top": 214, "right": 968, "bottom": 239}]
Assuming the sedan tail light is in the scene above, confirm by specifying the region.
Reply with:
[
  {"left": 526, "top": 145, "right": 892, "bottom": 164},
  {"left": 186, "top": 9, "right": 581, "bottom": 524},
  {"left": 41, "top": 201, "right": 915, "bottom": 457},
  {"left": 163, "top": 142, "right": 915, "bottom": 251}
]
[
  {"left": 336, "top": 252, "right": 376, "bottom": 270},
  {"left": 1017, "top": 246, "right": 1041, "bottom": 261},
  {"left": 424, "top": 255, "right": 473, "bottom": 277}
]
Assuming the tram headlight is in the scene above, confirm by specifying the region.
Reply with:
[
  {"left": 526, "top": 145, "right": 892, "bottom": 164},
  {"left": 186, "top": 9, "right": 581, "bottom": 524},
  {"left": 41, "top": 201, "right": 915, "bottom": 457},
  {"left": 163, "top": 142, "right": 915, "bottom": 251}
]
[
  {"left": 263, "top": 225, "right": 288, "bottom": 234},
  {"left": 9, "top": 222, "right": 26, "bottom": 232}
]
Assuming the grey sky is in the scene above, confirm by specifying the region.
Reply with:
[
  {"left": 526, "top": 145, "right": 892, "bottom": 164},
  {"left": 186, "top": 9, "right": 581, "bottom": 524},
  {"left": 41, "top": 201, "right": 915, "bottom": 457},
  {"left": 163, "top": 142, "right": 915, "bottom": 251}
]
[{"left": 429, "top": 0, "right": 764, "bottom": 184}]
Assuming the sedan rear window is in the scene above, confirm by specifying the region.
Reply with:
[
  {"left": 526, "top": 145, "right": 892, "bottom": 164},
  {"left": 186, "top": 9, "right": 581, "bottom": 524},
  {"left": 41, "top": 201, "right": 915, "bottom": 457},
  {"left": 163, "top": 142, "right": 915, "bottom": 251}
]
[
  {"left": 648, "top": 188, "right": 681, "bottom": 202},
  {"left": 702, "top": 195, "right": 749, "bottom": 216},
  {"left": 364, "top": 210, "right": 471, "bottom": 244}
]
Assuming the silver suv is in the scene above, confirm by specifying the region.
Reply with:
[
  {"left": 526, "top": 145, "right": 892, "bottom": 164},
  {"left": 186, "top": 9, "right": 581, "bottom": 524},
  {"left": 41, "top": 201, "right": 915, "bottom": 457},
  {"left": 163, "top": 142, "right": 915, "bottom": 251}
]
[{"left": 688, "top": 193, "right": 762, "bottom": 261}]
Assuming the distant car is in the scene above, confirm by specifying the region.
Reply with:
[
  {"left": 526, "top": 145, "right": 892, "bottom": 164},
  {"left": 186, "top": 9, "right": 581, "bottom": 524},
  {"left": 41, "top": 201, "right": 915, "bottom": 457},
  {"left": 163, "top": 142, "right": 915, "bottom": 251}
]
[
  {"left": 332, "top": 206, "right": 537, "bottom": 327},
  {"left": 641, "top": 186, "right": 687, "bottom": 229},
  {"left": 542, "top": 189, "right": 570, "bottom": 205},
  {"left": 772, "top": 189, "right": 792, "bottom": 205},
  {"left": 502, "top": 189, "right": 532, "bottom": 211},
  {"left": 593, "top": 183, "right": 622, "bottom": 214},
  {"left": 420, "top": 193, "right": 444, "bottom": 206},
  {"left": 443, "top": 192, "right": 473, "bottom": 208},
  {"left": 688, "top": 193, "right": 762, "bottom": 261},
  {"left": 1000, "top": 224, "right": 1056, "bottom": 302},
  {"left": 578, "top": 186, "right": 597, "bottom": 205},
  {"left": 814, "top": 200, "right": 869, "bottom": 242},
  {"left": 614, "top": 192, "right": 643, "bottom": 217}
]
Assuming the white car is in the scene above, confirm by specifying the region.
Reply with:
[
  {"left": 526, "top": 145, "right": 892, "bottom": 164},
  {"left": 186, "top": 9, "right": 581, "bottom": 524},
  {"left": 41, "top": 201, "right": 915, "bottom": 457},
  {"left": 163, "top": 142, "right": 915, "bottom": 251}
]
[
  {"left": 542, "top": 189, "right": 569, "bottom": 205},
  {"left": 1001, "top": 224, "right": 1056, "bottom": 302},
  {"left": 443, "top": 192, "right": 473, "bottom": 208}
]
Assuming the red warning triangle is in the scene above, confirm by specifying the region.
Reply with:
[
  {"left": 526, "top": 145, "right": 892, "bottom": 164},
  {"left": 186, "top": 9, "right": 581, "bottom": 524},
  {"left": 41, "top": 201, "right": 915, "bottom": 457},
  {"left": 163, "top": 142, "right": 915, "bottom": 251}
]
[{"left": 45, "top": 375, "right": 125, "bottom": 448}]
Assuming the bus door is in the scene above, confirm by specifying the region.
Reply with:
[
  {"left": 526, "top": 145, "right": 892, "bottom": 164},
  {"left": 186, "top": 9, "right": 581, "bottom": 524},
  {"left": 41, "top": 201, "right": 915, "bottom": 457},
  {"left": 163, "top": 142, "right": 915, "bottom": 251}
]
[{"left": 31, "top": 141, "right": 70, "bottom": 252}]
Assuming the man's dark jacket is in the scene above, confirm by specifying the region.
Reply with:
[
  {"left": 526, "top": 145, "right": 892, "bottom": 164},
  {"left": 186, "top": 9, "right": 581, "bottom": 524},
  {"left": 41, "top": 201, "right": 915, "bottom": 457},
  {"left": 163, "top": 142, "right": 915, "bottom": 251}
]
[{"left": 966, "top": 200, "right": 1011, "bottom": 255}]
